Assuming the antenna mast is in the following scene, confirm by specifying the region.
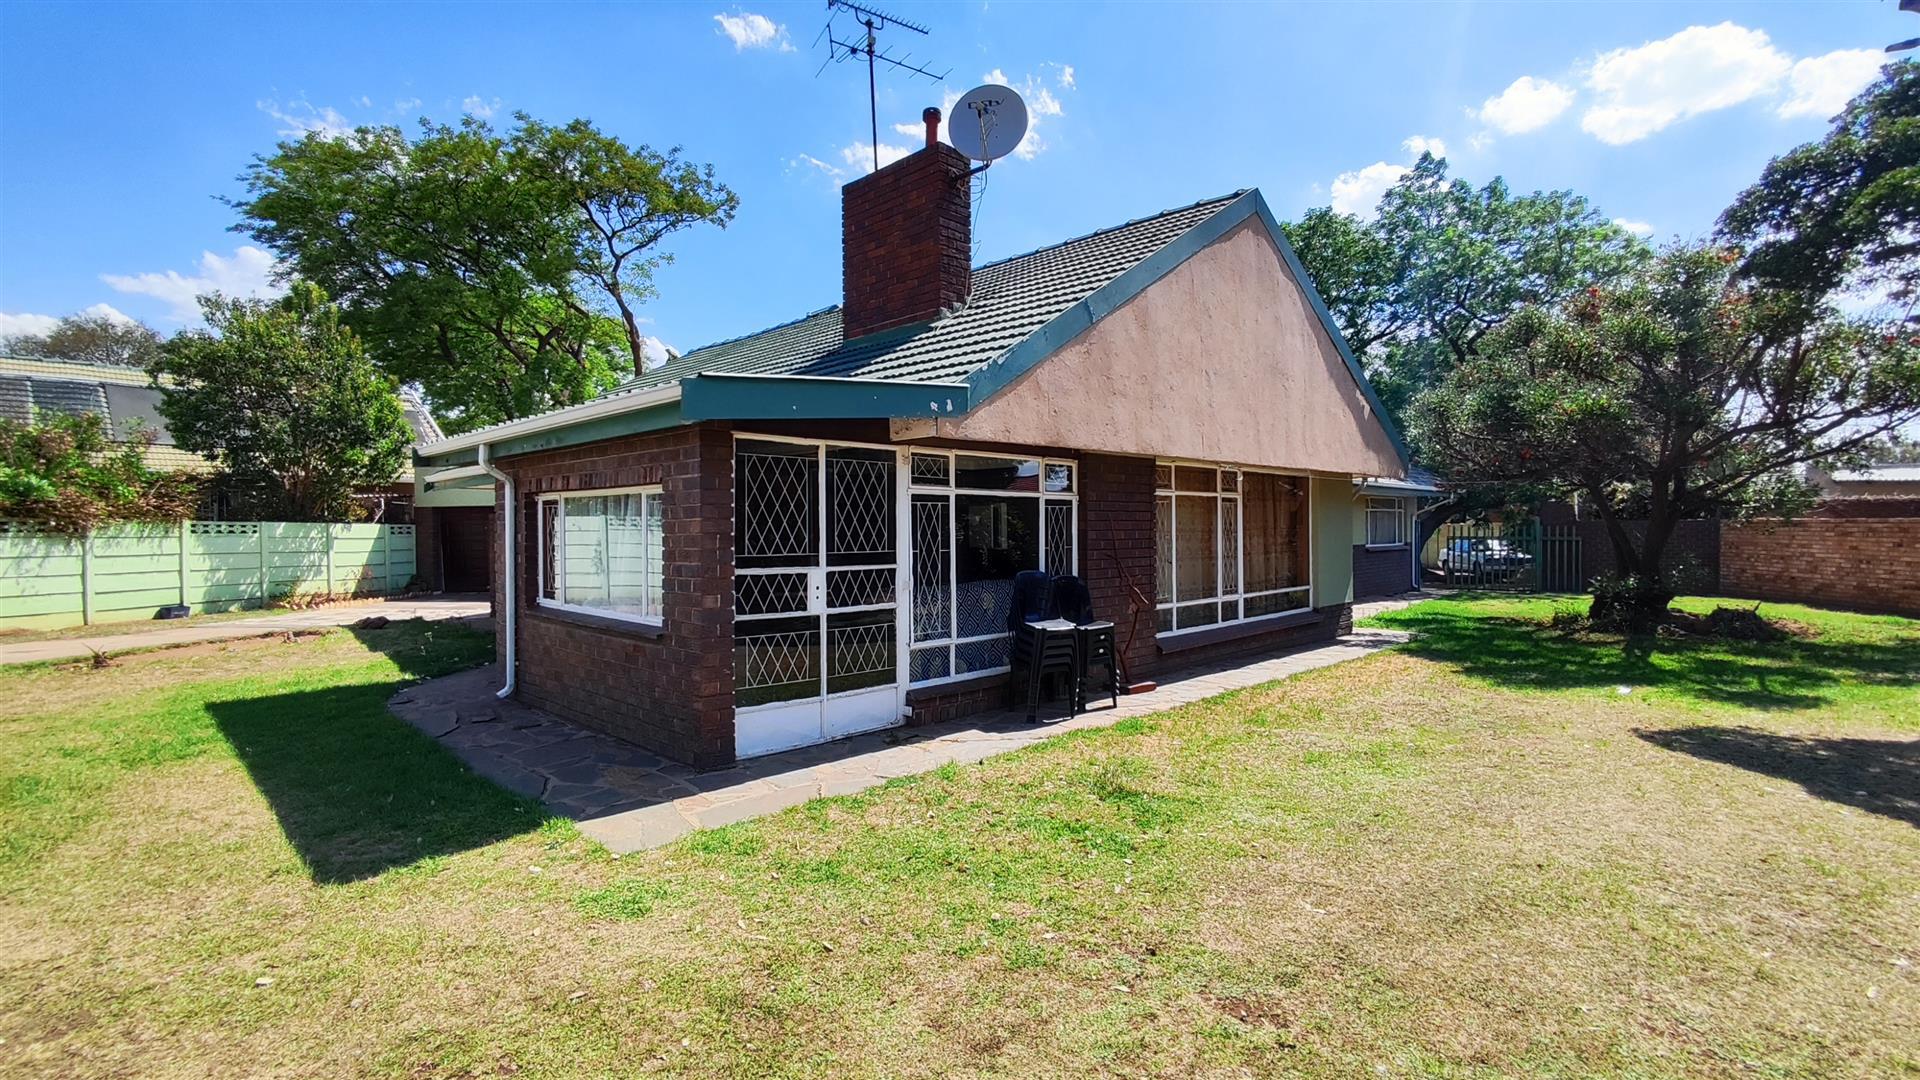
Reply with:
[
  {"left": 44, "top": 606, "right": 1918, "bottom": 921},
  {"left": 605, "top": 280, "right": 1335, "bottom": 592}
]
[{"left": 820, "top": 0, "right": 949, "bottom": 171}]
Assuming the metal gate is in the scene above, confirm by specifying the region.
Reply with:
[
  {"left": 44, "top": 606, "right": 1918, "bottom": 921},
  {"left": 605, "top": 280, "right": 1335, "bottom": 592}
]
[
  {"left": 1428, "top": 520, "right": 1583, "bottom": 593},
  {"left": 732, "top": 437, "right": 903, "bottom": 759}
]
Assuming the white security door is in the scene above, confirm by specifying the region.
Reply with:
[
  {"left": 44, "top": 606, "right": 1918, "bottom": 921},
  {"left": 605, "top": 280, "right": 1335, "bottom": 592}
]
[{"left": 733, "top": 438, "right": 903, "bottom": 758}]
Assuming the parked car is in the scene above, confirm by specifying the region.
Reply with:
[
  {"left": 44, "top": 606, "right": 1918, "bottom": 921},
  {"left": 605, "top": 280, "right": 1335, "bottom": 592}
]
[{"left": 1439, "top": 537, "right": 1533, "bottom": 580}]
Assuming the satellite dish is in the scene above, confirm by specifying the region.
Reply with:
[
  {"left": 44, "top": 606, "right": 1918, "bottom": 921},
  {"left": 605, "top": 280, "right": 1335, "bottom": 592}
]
[{"left": 950, "top": 84, "right": 1028, "bottom": 164}]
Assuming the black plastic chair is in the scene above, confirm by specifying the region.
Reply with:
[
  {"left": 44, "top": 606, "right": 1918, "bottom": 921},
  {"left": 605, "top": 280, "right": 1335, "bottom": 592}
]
[
  {"left": 1007, "top": 570, "right": 1077, "bottom": 721},
  {"left": 1051, "top": 574, "right": 1119, "bottom": 711}
]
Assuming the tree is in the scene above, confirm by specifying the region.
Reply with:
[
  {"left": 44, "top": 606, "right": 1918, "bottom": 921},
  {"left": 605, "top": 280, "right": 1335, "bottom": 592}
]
[
  {"left": 1283, "top": 155, "right": 1648, "bottom": 427},
  {"left": 0, "top": 412, "right": 199, "bottom": 535},
  {"left": 1851, "top": 432, "right": 1920, "bottom": 464},
  {"left": 2, "top": 311, "right": 163, "bottom": 368},
  {"left": 1719, "top": 61, "right": 1920, "bottom": 313},
  {"left": 151, "top": 283, "right": 413, "bottom": 521},
  {"left": 230, "top": 114, "right": 737, "bottom": 432},
  {"left": 1417, "top": 246, "right": 1920, "bottom": 631}
]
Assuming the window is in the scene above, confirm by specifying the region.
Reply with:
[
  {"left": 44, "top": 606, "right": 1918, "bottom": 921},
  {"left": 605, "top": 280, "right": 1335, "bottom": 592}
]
[
  {"left": 1155, "top": 462, "right": 1310, "bottom": 634},
  {"left": 908, "top": 451, "right": 1076, "bottom": 685},
  {"left": 536, "top": 487, "right": 665, "bottom": 625},
  {"left": 1366, "top": 497, "right": 1406, "bottom": 547}
]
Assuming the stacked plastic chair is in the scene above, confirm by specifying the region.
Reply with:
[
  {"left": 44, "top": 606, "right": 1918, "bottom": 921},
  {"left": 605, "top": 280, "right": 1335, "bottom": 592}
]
[
  {"left": 1051, "top": 574, "right": 1119, "bottom": 712},
  {"left": 1007, "top": 570, "right": 1079, "bottom": 722}
]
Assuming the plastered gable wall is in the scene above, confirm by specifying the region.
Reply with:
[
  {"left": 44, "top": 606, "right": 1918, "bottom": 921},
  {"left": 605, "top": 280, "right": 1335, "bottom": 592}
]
[{"left": 935, "top": 217, "right": 1404, "bottom": 478}]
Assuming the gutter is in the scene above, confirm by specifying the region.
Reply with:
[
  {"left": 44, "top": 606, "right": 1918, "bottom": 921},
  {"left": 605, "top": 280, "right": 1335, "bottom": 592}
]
[{"left": 476, "top": 443, "right": 515, "bottom": 701}]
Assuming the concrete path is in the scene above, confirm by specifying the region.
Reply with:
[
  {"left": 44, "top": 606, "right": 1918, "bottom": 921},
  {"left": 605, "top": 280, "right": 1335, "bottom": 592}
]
[
  {"left": 389, "top": 627, "right": 1413, "bottom": 854},
  {"left": 0, "top": 594, "right": 492, "bottom": 665}
]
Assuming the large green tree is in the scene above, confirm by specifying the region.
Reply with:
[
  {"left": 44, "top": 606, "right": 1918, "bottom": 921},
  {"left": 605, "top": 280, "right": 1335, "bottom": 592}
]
[
  {"left": 1417, "top": 246, "right": 1920, "bottom": 631},
  {"left": 1, "top": 311, "right": 164, "bottom": 368},
  {"left": 231, "top": 114, "right": 737, "bottom": 432},
  {"left": 1719, "top": 61, "right": 1919, "bottom": 314},
  {"left": 151, "top": 283, "right": 413, "bottom": 521},
  {"left": 1283, "top": 155, "right": 1648, "bottom": 428}
]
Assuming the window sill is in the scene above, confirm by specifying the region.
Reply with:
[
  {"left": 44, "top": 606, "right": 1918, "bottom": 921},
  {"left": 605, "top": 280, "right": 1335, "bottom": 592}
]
[
  {"left": 528, "top": 603, "right": 667, "bottom": 639},
  {"left": 1157, "top": 608, "right": 1324, "bottom": 655},
  {"left": 905, "top": 670, "right": 1006, "bottom": 702},
  {"left": 1365, "top": 543, "right": 1410, "bottom": 551}
]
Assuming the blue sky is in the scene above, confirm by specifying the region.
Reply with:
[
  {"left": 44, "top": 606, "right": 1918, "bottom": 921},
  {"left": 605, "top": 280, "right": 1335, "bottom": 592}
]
[{"left": 0, "top": 1, "right": 1900, "bottom": 357}]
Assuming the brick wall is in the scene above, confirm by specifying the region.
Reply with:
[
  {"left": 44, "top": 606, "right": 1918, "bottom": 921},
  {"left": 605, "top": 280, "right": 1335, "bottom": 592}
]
[
  {"left": 841, "top": 143, "right": 971, "bottom": 339},
  {"left": 1080, "top": 453, "right": 1160, "bottom": 682},
  {"left": 1722, "top": 517, "right": 1920, "bottom": 617},
  {"left": 1352, "top": 544, "right": 1414, "bottom": 598},
  {"left": 1575, "top": 519, "right": 1722, "bottom": 591},
  {"left": 494, "top": 423, "right": 737, "bottom": 767}
]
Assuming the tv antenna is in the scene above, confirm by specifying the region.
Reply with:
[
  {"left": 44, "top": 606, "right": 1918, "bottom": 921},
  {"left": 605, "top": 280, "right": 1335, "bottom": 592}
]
[{"left": 818, "top": 0, "right": 950, "bottom": 172}]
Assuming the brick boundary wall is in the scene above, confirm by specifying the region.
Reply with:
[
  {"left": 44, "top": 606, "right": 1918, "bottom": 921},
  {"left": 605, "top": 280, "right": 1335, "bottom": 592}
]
[
  {"left": 494, "top": 422, "right": 737, "bottom": 767},
  {"left": 1721, "top": 517, "right": 1920, "bottom": 618}
]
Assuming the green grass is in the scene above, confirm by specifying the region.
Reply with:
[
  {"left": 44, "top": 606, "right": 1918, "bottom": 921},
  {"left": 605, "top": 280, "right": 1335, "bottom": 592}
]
[{"left": 1, "top": 599, "right": 1916, "bottom": 1078}]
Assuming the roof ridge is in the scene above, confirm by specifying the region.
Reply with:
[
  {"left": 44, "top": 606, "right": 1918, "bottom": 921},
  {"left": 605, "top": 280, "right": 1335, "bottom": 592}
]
[{"left": 970, "top": 189, "right": 1248, "bottom": 274}]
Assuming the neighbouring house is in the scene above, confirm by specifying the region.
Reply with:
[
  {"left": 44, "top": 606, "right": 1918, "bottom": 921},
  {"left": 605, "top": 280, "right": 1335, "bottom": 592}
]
[
  {"left": 1, "top": 354, "right": 448, "bottom": 524},
  {"left": 1808, "top": 462, "right": 1920, "bottom": 500},
  {"left": 1351, "top": 465, "right": 1442, "bottom": 598},
  {"left": 412, "top": 121, "right": 1412, "bottom": 768}
]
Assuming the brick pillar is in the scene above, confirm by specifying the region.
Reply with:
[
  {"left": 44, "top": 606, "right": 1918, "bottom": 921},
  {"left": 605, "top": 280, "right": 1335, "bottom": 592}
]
[{"left": 1079, "top": 453, "right": 1159, "bottom": 683}]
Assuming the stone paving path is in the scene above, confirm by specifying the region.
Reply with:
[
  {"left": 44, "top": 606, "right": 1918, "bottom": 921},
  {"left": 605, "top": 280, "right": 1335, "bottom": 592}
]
[
  {"left": 389, "top": 626, "right": 1414, "bottom": 853},
  {"left": 0, "top": 595, "right": 493, "bottom": 665}
]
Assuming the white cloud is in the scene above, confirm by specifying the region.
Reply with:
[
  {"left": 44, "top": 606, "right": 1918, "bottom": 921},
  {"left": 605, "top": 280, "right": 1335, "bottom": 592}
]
[
  {"left": 1058, "top": 64, "right": 1076, "bottom": 90},
  {"left": 462, "top": 95, "right": 502, "bottom": 119},
  {"left": 0, "top": 312, "right": 60, "bottom": 338},
  {"left": 713, "top": 11, "right": 793, "bottom": 52},
  {"left": 257, "top": 97, "right": 352, "bottom": 139},
  {"left": 1612, "top": 218, "right": 1655, "bottom": 237},
  {"left": 101, "top": 246, "right": 284, "bottom": 323},
  {"left": 640, "top": 336, "right": 677, "bottom": 370},
  {"left": 0, "top": 303, "right": 136, "bottom": 340},
  {"left": 788, "top": 153, "right": 844, "bottom": 180},
  {"left": 892, "top": 121, "right": 925, "bottom": 138},
  {"left": 1778, "top": 48, "right": 1884, "bottom": 120},
  {"left": 1468, "top": 131, "right": 1496, "bottom": 152},
  {"left": 1331, "top": 162, "right": 1410, "bottom": 218},
  {"left": 394, "top": 96, "right": 422, "bottom": 112},
  {"left": 1580, "top": 22, "right": 1791, "bottom": 144},
  {"left": 1402, "top": 134, "right": 1447, "bottom": 158},
  {"left": 839, "top": 141, "right": 913, "bottom": 175},
  {"left": 1476, "top": 75, "right": 1575, "bottom": 135}
]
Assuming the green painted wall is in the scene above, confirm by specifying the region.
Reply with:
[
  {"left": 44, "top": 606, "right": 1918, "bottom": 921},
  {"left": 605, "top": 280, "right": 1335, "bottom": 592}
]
[
  {"left": 0, "top": 521, "right": 416, "bottom": 631},
  {"left": 1310, "top": 477, "right": 1354, "bottom": 607}
]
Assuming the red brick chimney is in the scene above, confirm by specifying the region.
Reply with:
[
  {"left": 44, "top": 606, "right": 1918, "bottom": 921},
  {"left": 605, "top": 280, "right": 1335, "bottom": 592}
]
[{"left": 841, "top": 106, "right": 972, "bottom": 340}]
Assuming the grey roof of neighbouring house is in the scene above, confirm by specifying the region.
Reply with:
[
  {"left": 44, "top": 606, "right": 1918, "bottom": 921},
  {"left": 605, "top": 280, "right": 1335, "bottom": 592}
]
[
  {"left": 608, "top": 191, "right": 1247, "bottom": 397},
  {"left": 1830, "top": 464, "right": 1920, "bottom": 484},
  {"left": 1358, "top": 464, "right": 1443, "bottom": 496}
]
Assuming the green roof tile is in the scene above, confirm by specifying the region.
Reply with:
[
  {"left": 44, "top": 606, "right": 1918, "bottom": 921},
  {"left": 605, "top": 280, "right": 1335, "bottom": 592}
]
[{"left": 609, "top": 191, "right": 1246, "bottom": 397}]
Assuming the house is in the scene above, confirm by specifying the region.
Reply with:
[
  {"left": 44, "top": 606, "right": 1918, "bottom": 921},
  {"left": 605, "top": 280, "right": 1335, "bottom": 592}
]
[
  {"left": 1351, "top": 464, "right": 1443, "bottom": 598},
  {"left": 2, "top": 353, "right": 449, "bottom": 524},
  {"left": 412, "top": 121, "right": 1412, "bottom": 768},
  {"left": 1808, "top": 462, "right": 1920, "bottom": 500}
]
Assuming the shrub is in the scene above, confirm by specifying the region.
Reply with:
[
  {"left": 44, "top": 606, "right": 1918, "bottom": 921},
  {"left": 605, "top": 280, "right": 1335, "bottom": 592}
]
[{"left": 0, "top": 413, "right": 199, "bottom": 535}]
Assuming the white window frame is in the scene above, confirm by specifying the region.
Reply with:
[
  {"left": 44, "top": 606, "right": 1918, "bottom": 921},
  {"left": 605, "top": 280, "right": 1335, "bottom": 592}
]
[
  {"left": 535, "top": 485, "right": 666, "bottom": 627},
  {"left": 1366, "top": 496, "right": 1408, "bottom": 549},
  {"left": 907, "top": 450, "right": 1079, "bottom": 688},
  {"left": 1155, "top": 460, "right": 1312, "bottom": 637}
]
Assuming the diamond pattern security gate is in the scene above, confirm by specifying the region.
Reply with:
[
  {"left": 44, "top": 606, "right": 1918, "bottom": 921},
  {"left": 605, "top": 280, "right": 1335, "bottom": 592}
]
[{"left": 733, "top": 438, "right": 903, "bottom": 758}]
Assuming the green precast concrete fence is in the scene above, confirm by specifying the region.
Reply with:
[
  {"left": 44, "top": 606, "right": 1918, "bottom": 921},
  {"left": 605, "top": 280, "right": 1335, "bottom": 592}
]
[{"left": 0, "top": 521, "right": 417, "bottom": 631}]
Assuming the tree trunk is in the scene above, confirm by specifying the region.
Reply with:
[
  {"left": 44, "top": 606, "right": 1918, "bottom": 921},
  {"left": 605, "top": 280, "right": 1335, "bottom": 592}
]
[{"left": 1587, "top": 501, "right": 1680, "bottom": 634}]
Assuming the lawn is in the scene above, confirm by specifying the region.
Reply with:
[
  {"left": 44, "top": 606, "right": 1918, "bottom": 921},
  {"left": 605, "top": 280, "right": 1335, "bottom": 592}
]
[{"left": 0, "top": 600, "right": 1915, "bottom": 1078}]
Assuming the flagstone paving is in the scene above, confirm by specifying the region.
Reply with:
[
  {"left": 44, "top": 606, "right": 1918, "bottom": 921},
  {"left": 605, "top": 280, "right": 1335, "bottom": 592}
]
[{"left": 388, "top": 626, "right": 1413, "bottom": 853}]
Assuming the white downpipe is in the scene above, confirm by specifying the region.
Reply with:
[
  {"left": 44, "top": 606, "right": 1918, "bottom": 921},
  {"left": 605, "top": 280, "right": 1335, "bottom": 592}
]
[{"left": 477, "top": 443, "right": 515, "bottom": 700}]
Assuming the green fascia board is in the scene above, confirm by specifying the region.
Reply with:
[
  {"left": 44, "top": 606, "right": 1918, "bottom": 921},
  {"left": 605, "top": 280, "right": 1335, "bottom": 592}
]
[
  {"left": 424, "top": 472, "right": 496, "bottom": 492},
  {"left": 415, "top": 445, "right": 479, "bottom": 470},
  {"left": 680, "top": 372, "right": 970, "bottom": 420},
  {"left": 961, "top": 189, "right": 1412, "bottom": 471},
  {"left": 488, "top": 399, "right": 686, "bottom": 459}
]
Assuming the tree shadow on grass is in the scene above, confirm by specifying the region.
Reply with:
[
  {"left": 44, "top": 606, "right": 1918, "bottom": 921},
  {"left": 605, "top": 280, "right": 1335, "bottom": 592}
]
[
  {"left": 205, "top": 623, "right": 537, "bottom": 884},
  {"left": 1636, "top": 726, "right": 1920, "bottom": 828},
  {"left": 1379, "top": 603, "right": 1919, "bottom": 711}
]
